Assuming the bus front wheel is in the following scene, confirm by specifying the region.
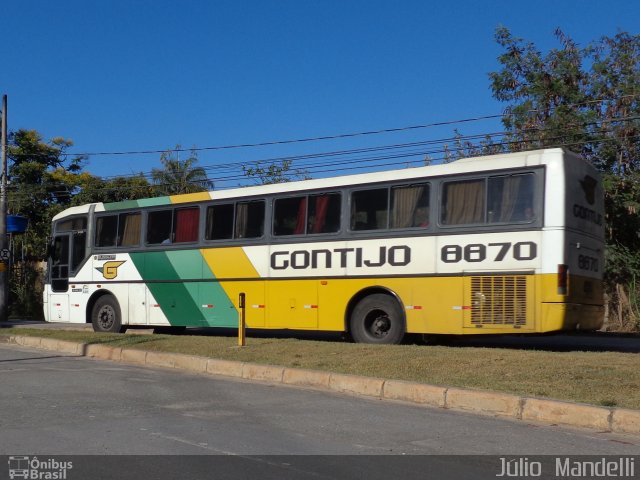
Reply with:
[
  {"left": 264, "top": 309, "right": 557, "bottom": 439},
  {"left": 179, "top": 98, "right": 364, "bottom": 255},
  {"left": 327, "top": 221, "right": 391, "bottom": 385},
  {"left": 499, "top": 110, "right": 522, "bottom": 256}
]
[
  {"left": 349, "top": 294, "right": 405, "bottom": 344},
  {"left": 91, "top": 295, "right": 126, "bottom": 333}
]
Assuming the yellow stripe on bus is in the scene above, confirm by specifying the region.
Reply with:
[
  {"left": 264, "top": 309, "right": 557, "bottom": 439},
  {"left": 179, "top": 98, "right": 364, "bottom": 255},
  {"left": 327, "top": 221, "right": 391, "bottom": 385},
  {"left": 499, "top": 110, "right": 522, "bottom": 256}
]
[
  {"left": 170, "top": 192, "right": 212, "bottom": 204},
  {"left": 201, "top": 247, "right": 266, "bottom": 327},
  {"left": 201, "top": 247, "right": 260, "bottom": 279}
]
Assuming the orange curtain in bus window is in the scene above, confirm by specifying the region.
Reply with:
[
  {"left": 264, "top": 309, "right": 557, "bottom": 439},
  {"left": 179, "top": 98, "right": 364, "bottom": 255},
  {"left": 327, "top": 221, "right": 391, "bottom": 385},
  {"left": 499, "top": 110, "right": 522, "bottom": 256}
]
[
  {"left": 442, "top": 180, "right": 485, "bottom": 224},
  {"left": 310, "top": 195, "right": 330, "bottom": 233},
  {"left": 174, "top": 208, "right": 199, "bottom": 243},
  {"left": 293, "top": 197, "right": 308, "bottom": 235}
]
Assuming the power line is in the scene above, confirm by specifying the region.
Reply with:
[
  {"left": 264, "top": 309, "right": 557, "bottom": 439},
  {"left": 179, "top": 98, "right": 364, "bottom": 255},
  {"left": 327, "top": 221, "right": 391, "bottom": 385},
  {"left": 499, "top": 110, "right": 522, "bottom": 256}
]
[
  {"left": 6, "top": 131, "right": 639, "bottom": 199},
  {"left": 76, "top": 113, "right": 640, "bottom": 184},
  {"left": 8, "top": 93, "right": 640, "bottom": 160},
  {"left": 5, "top": 105, "right": 639, "bottom": 199}
]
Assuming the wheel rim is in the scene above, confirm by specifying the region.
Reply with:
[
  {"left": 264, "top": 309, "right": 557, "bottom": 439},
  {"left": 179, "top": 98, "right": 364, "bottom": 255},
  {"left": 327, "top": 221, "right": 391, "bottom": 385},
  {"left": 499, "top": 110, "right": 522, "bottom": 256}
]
[
  {"left": 97, "top": 305, "right": 116, "bottom": 330},
  {"left": 364, "top": 309, "right": 391, "bottom": 338}
]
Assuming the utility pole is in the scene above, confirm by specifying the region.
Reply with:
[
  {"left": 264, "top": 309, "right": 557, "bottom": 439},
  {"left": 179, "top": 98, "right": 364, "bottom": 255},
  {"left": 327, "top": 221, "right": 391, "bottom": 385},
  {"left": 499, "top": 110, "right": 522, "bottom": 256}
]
[{"left": 0, "top": 94, "right": 7, "bottom": 322}]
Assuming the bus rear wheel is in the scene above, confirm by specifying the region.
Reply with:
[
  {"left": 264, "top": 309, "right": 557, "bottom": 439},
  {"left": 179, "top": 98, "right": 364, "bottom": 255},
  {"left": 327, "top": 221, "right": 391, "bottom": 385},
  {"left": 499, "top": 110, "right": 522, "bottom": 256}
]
[
  {"left": 91, "top": 295, "right": 126, "bottom": 333},
  {"left": 349, "top": 294, "right": 405, "bottom": 344}
]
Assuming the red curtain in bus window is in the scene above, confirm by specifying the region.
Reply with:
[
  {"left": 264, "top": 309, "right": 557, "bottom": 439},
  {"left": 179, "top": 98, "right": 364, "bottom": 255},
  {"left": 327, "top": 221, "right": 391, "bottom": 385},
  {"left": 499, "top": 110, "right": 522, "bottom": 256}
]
[
  {"left": 311, "top": 195, "right": 330, "bottom": 233},
  {"left": 293, "top": 197, "right": 308, "bottom": 235},
  {"left": 174, "top": 208, "right": 199, "bottom": 242}
]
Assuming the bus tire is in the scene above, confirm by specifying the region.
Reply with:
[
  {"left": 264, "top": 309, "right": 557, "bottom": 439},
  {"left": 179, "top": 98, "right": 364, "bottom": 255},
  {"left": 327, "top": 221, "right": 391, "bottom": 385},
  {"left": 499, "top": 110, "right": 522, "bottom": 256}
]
[
  {"left": 349, "top": 294, "right": 405, "bottom": 344},
  {"left": 91, "top": 295, "right": 125, "bottom": 333}
]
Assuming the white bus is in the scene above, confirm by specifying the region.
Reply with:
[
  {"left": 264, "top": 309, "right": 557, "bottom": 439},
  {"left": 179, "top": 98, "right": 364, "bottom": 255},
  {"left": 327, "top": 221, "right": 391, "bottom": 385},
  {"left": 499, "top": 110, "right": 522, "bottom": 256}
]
[{"left": 44, "top": 148, "right": 604, "bottom": 343}]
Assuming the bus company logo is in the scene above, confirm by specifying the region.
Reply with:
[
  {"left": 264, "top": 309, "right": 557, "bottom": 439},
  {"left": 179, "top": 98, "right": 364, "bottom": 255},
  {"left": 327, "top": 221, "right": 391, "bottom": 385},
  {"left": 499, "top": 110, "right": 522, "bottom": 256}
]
[
  {"left": 8, "top": 456, "right": 73, "bottom": 479},
  {"left": 95, "top": 260, "right": 126, "bottom": 280},
  {"left": 580, "top": 175, "right": 597, "bottom": 205},
  {"left": 270, "top": 245, "right": 411, "bottom": 270}
]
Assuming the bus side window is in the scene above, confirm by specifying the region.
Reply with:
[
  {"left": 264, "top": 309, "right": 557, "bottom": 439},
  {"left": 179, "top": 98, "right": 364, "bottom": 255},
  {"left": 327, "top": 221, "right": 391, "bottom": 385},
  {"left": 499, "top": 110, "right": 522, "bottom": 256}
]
[
  {"left": 206, "top": 204, "right": 234, "bottom": 240},
  {"left": 273, "top": 196, "right": 307, "bottom": 236},
  {"left": 391, "top": 183, "right": 430, "bottom": 228},
  {"left": 488, "top": 174, "right": 535, "bottom": 223},
  {"left": 236, "top": 200, "right": 265, "bottom": 238},
  {"left": 173, "top": 207, "right": 199, "bottom": 243},
  {"left": 441, "top": 179, "right": 485, "bottom": 225},
  {"left": 147, "top": 210, "right": 173, "bottom": 244},
  {"left": 95, "top": 215, "right": 118, "bottom": 247},
  {"left": 71, "top": 231, "right": 87, "bottom": 271},
  {"left": 351, "top": 188, "right": 388, "bottom": 230},
  {"left": 117, "top": 212, "right": 141, "bottom": 246},
  {"left": 308, "top": 193, "right": 341, "bottom": 234}
]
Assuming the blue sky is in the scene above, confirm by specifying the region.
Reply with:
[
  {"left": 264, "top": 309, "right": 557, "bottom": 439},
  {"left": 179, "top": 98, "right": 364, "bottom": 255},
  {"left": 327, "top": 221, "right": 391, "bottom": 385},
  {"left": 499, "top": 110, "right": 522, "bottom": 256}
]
[{"left": 4, "top": 1, "right": 639, "bottom": 186}]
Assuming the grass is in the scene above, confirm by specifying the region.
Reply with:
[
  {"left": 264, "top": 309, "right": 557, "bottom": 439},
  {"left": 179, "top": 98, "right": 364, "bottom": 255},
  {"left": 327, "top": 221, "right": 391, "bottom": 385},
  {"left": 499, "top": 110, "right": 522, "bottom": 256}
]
[{"left": 3, "top": 327, "right": 640, "bottom": 410}]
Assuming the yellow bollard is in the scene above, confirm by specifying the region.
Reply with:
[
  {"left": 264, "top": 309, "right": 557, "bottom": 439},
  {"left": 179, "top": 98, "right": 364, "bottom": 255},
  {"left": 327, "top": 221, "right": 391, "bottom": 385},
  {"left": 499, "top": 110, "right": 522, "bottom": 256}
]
[{"left": 238, "top": 292, "right": 246, "bottom": 347}]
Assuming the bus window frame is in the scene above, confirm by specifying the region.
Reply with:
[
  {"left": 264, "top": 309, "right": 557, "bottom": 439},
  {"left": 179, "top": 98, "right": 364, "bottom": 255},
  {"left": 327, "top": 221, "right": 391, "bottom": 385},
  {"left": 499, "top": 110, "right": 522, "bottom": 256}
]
[
  {"left": 271, "top": 191, "right": 343, "bottom": 239},
  {"left": 94, "top": 209, "right": 144, "bottom": 251},
  {"left": 202, "top": 197, "right": 267, "bottom": 245},
  {"left": 435, "top": 168, "right": 544, "bottom": 232},
  {"left": 50, "top": 214, "right": 90, "bottom": 282},
  {"left": 143, "top": 205, "right": 202, "bottom": 247}
]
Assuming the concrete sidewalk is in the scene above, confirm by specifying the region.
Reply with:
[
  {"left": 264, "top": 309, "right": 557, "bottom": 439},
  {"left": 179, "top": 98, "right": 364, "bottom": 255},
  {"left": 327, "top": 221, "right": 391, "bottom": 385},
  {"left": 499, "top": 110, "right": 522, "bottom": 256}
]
[{"left": 0, "top": 331, "right": 639, "bottom": 436}]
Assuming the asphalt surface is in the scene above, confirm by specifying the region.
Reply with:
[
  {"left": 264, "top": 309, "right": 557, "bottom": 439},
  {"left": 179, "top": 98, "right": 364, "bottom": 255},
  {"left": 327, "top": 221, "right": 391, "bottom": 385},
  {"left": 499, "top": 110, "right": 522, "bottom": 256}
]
[{"left": 0, "top": 344, "right": 639, "bottom": 456}]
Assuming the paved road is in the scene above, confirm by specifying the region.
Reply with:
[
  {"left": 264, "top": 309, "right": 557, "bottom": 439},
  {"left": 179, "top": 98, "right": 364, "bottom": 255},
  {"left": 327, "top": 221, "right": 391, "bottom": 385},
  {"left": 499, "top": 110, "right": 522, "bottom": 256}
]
[{"left": 0, "top": 344, "right": 638, "bottom": 479}]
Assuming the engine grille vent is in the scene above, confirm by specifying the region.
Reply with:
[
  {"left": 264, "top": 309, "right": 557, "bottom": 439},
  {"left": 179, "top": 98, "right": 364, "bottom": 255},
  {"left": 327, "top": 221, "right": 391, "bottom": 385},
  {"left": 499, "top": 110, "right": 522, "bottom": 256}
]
[{"left": 470, "top": 276, "right": 527, "bottom": 326}]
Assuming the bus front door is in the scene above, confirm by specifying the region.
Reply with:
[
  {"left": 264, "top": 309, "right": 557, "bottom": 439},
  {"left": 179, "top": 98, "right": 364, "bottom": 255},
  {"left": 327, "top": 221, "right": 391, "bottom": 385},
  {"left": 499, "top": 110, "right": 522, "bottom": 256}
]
[
  {"left": 50, "top": 235, "right": 70, "bottom": 293},
  {"left": 48, "top": 234, "right": 71, "bottom": 322}
]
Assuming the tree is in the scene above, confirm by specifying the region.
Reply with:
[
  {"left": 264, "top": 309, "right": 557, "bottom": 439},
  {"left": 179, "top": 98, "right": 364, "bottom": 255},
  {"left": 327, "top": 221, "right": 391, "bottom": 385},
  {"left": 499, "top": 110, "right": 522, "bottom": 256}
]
[
  {"left": 151, "top": 146, "right": 213, "bottom": 195},
  {"left": 69, "top": 173, "right": 154, "bottom": 206},
  {"left": 7, "top": 129, "right": 88, "bottom": 257},
  {"left": 242, "top": 159, "right": 310, "bottom": 185},
  {"left": 5, "top": 129, "right": 158, "bottom": 318},
  {"left": 488, "top": 27, "right": 640, "bottom": 329}
]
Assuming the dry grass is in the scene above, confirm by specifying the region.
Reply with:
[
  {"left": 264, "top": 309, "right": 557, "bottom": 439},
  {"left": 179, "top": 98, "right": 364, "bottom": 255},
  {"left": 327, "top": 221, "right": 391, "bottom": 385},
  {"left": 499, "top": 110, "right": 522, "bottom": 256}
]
[{"left": 3, "top": 328, "right": 640, "bottom": 410}]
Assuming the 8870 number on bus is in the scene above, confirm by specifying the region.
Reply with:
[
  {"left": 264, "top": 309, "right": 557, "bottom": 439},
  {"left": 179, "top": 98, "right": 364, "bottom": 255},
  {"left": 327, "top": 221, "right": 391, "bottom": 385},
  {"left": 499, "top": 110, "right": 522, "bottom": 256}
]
[{"left": 440, "top": 242, "right": 538, "bottom": 263}]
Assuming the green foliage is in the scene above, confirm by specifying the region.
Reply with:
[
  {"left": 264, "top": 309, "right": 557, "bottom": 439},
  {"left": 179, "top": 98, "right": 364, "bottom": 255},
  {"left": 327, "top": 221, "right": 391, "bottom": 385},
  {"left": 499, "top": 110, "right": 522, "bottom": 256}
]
[
  {"left": 7, "top": 129, "right": 88, "bottom": 257},
  {"left": 70, "top": 173, "right": 155, "bottom": 205},
  {"left": 488, "top": 27, "right": 640, "bottom": 329},
  {"left": 9, "top": 261, "right": 44, "bottom": 319},
  {"left": 151, "top": 146, "right": 213, "bottom": 195},
  {"left": 242, "top": 159, "right": 310, "bottom": 184},
  {"left": 5, "top": 129, "right": 156, "bottom": 317}
]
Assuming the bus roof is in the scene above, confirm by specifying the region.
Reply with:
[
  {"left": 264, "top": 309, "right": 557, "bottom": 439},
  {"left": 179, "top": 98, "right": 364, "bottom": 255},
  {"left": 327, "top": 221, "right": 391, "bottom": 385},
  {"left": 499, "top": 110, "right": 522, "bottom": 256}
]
[{"left": 53, "top": 148, "right": 577, "bottom": 220}]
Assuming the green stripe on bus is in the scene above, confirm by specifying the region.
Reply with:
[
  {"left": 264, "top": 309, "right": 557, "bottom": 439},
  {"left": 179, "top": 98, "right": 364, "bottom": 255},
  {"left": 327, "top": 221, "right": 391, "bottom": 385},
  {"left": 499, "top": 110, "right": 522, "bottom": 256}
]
[
  {"left": 138, "top": 197, "right": 171, "bottom": 207},
  {"left": 102, "top": 196, "right": 171, "bottom": 211},
  {"left": 129, "top": 251, "right": 206, "bottom": 327},
  {"left": 166, "top": 250, "right": 238, "bottom": 327},
  {"left": 103, "top": 200, "right": 140, "bottom": 211},
  {"left": 129, "top": 251, "right": 237, "bottom": 328}
]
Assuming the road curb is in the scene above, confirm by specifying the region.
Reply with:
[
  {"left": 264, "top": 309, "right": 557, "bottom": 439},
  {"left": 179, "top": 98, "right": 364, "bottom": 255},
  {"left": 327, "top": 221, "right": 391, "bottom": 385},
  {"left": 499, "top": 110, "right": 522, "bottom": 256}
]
[
  {"left": 522, "top": 397, "right": 612, "bottom": 431},
  {"left": 4, "top": 334, "right": 638, "bottom": 436},
  {"left": 382, "top": 379, "right": 446, "bottom": 408},
  {"left": 445, "top": 387, "right": 522, "bottom": 418}
]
